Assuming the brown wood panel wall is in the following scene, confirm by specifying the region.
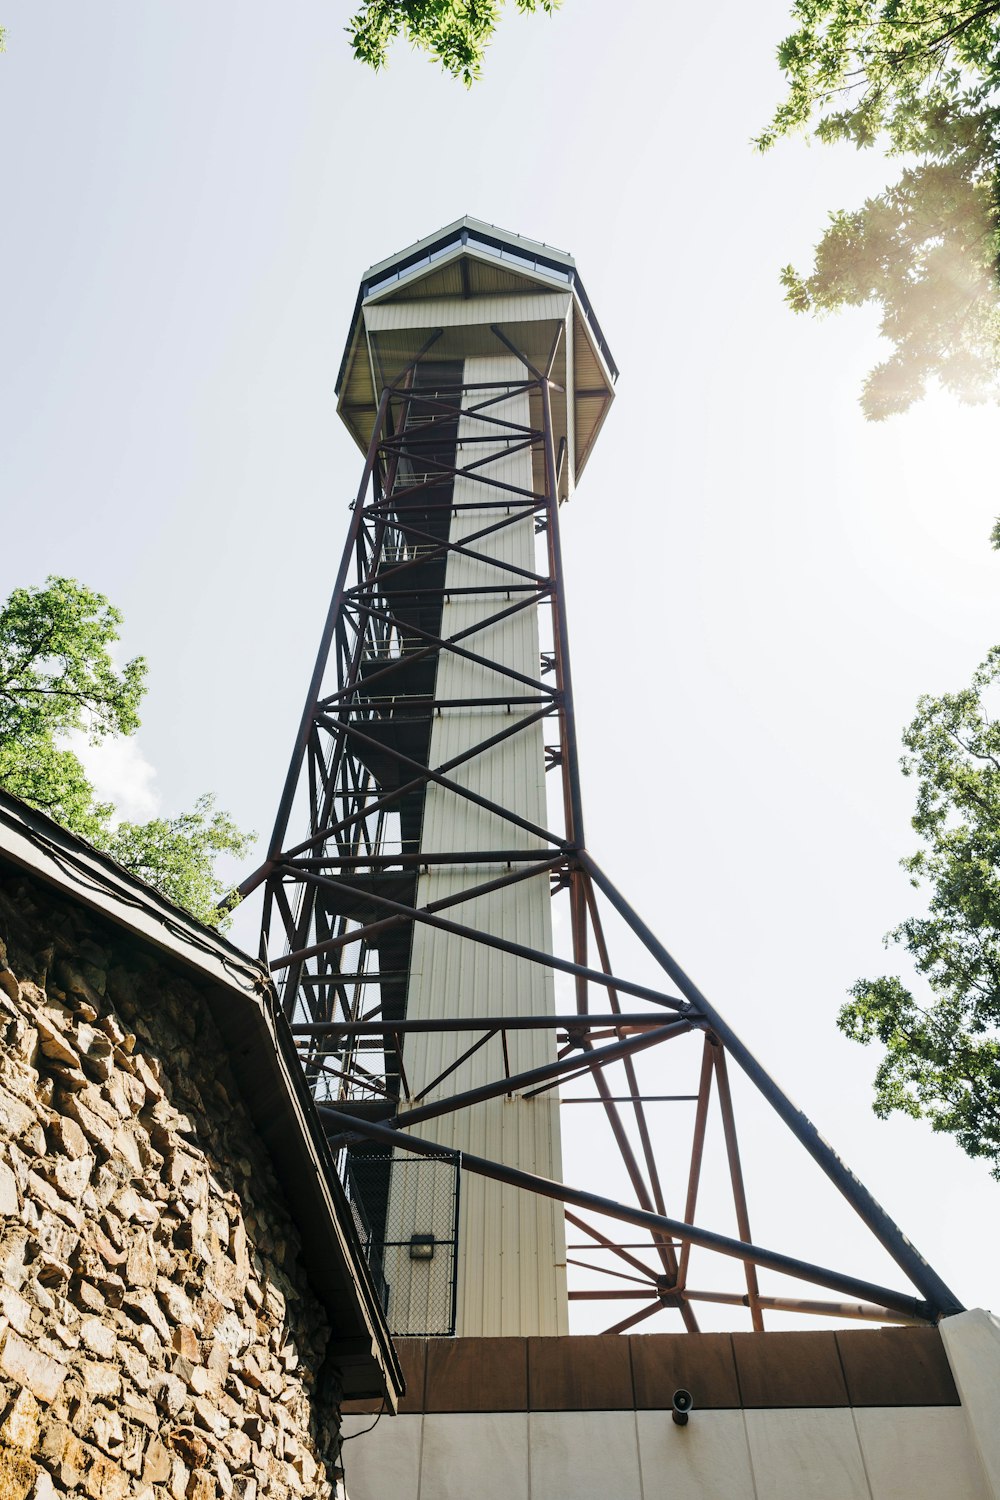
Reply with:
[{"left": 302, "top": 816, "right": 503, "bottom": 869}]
[{"left": 342, "top": 1327, "right": 959, "bottom": 1414}]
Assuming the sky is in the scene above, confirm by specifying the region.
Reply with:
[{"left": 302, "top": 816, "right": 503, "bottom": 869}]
[{"left": 1, "top": 0, "right": 998, "bottom": 1327}]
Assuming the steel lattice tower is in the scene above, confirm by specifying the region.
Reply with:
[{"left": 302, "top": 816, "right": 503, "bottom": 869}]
[{"left": 236, "top": 218, "right": 962, "bottom": 1340}]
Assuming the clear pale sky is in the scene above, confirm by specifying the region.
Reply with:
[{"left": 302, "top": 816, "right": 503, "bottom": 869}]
[{"left": 2, "top": 0, "right": 997, "bottom": 1326}]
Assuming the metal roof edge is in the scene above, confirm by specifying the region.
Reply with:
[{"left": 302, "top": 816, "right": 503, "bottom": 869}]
[
  {"left": 361, "top": 215, "right": 576, "bottom": 284},
  {"left": 361, "top": 242, "right": 574, "bottom": 310}
]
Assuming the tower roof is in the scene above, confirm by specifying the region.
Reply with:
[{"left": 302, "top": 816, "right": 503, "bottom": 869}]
[{"left": 336, "top": 217, "right": 617, "bottom": 491}]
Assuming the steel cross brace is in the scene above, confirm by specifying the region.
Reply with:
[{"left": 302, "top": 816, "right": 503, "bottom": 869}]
[{"left": 235, "top": 355, "right": 963, "bottom": 1330}]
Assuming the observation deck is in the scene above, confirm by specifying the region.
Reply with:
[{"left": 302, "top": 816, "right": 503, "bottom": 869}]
[{"left": 336, "top": 215, "right": 617, "bottom": 501}]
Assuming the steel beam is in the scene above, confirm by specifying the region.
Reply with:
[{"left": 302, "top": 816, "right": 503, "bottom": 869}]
[
  {"left": 250, "top": 346, "right": 962, "bottom": 1335},
  {"left": 325, "top": 1112, "right": 938, "bottom": 1323},
  {"left": 292, "top": 1013, "right": 673, "bottom": 1035},
  {"left": 580, "top": 851, "right": 965, "bottom": 1318}
]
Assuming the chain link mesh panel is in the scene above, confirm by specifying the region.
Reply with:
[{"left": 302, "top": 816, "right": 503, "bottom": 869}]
[{"left": 343, "top": 1146, "right": 459, "bottom": 1337}]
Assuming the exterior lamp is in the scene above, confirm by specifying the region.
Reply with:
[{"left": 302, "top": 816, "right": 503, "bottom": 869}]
[{"left": 409, "top": 1233, "right": 436, "bottom": 1261}]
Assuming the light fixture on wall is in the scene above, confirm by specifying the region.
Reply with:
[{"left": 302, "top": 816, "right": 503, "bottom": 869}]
[{"left": 409, "top": 1233, "right": 436, "bottom": 1261}]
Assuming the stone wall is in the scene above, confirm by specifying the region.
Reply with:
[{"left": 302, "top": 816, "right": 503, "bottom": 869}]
[{"left": 0, "top": 867, "right": 344, "bottom": 1500}]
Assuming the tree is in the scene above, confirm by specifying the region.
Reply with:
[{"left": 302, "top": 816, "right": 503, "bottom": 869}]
[
  {"left": 842, "top": 647, "right": 1000, "bottom": 1178},
  {"left": 0, "top": 4, "right": 557, "bottom": 83},
  {"left": 0, "top": 576, "right": 253, "bottom": 927},
  {"left": 0, "top": 577, "right": 145, "bottom": 842},
  {"left": 107, "top": 795, "right": 250, "bottom": 929},
  {"left": 761, "top": 1, "right": 1000, "bottom": 417},
  {"left": 348, "top": 0, "right": 559, "bottom": 83}
]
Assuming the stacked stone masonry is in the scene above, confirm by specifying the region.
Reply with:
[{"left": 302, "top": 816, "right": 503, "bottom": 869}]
[{"left": 0, "top": 869, "right": 342, "bottom": 1500}]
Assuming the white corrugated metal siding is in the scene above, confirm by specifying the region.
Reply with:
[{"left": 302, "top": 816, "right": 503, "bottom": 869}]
[
  {"left": 364, "top": 291, "right": 572, "bottom": 333},
  {"left": 390, "top": 355, "right": 568, "bottom": 1337}
]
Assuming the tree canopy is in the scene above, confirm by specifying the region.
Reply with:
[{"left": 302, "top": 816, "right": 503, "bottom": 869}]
[
  {"left": 842, "top": 648, "right": 1000, "bottom": 1178},
  {"left": 762, "top": 1, "right": 1000, "bottom": 417},
  {"left": 0, "top": 4, "right": 558, "bottom": 84},
  {"left": 348, "top": 0, "right": 559, "bottom": 83},
  {"left": 0, "top": 577, "right": 252, "bottom": 927}
]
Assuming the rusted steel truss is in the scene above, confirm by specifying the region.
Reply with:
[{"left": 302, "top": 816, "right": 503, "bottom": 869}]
[{"left": 236, "top": 355, "right": 962, "bottom": 1332}]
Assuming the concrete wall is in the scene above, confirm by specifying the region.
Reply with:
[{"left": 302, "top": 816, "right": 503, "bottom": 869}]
[
  {"left": 941, "top": 1310, "right": 1000, "bottom": 1497},
  {"left": 342, "top": 1328, "right": 997, "bottom": 1500},
  {"left": 0, "top": 866, "right": 342, "bottom": 1500},
  {"left": 341, "top": 1405, "right": 988, "bottom": 1500}
]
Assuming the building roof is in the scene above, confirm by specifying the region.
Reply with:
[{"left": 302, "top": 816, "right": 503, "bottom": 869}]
[{"left": 0, "top": 789, "right": 403, "bottom": 1406}]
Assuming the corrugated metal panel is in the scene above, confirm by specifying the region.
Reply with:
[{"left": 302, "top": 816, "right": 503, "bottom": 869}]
[
  {"left": 572, "top": 315, "right": 604, "bottom": 389},
  {"left": 390, "top": 355, "right": 568, "bottom": 1337},
  {"left": 468, "top": 260, "right": 559, "bottom": 298},
  {"left": 367, "top": 322, "right": 562, "bottom": 371},
  {"left": 352, "top": 287, "right": 615, "bottom": 487},
  {"left": 383, "top": 262, "right": 464, "bottom": 301},
  {"left": 572, "top": 307, "right": 615, "bottom": 481},
  {"left": 563, "top": 304, "right": 576, "bottom": 499},
  {"left": 368, "top": 249, "right": 572, "bottom": 308},
  {"left": 364, "top": 292, "right": 571, "bottom": 333},
  {"left": 569, "top": 396, "right": 611, "bottom": 477},
  {"left": 353, "top": 294, "right": 576, "bottom": 495}
]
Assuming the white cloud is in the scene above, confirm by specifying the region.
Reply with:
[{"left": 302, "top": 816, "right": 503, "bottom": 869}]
[{"left": 67, "top": 733, "right": 161, "bottom": 825}]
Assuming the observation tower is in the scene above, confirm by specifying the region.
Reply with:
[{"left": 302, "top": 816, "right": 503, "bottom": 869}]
[{"left": 237, "top": 218, "right": 961, "bottom": 1347}]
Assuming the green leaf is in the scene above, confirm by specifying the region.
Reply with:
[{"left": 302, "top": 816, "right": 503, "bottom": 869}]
[
  {"left": 347, "top": 0, "right": 559, "bottom": 82},
  {"left": 0, "top": 576, "right": 253, "bottom": 930},
  {"left": 844, "top": 648, "right": 1000, "bottom": 1178},
  {"left": 762, "top": 1, "right": 1000, "bottom": 415},
  {"left": 106, "top": 795, "right": 255, "bottom": 929}
]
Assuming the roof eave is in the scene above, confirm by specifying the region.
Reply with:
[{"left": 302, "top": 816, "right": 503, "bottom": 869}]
[{"left": 0, "top": 791, "right": 402, "bottom": 1405}]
